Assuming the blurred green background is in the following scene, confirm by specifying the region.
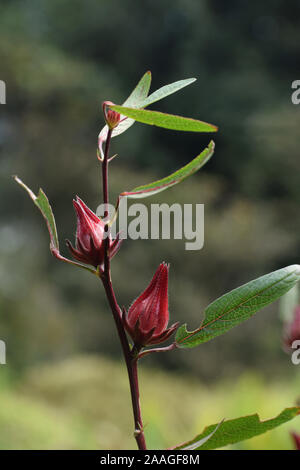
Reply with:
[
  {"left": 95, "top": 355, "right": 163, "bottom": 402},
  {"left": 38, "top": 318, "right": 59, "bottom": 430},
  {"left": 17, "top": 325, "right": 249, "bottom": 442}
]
[{"left": 0, "top": 0, "right": 300, "bottom": 449}]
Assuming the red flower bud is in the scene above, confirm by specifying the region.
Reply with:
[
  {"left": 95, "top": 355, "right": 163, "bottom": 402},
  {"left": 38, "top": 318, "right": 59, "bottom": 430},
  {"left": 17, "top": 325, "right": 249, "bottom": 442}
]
[
  {"left": 283, "top": 305, "right": 300, "bottom": 351},
  {"left": 123, "top": 263, "right": 179, "bottom": 347},
  {"left": 103, "top": 101, "right": 121, "bottom": 130},
  {"left": 66, "top": 196, "right": 121, "bottom": 269},
  {"left": 291, "top": 431, "right": 300, "bottom": 450}
]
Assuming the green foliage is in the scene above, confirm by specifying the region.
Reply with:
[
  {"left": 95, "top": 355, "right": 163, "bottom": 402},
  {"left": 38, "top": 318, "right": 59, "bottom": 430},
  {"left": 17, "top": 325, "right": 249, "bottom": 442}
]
[
  {"left": 14, "top": 177, "right": 95, "bottom": 274},
  {"left": 14, "top": 177, "right": 59, "bottom": 252},
  {"left": 98, "top": 73, "right": 197, "bottom": 156},
  {"left": 178, "top": 421, "right": 222, "bottom": 450},
  {"left": 174, "top": 408, "right": 300, "bottom": 450},
  {"left": 3, "top": 2, "right": 300, "bottom": 450},
  {"left": 176, "top": 265, "right": 300, "bottom": 348},
  {"left": 3, "top": 2, "right": 299, "bottom": 376},
  {"left": 99, "top": 71, "right": 152, "bottom": 146},
  {"left": 121, "top": 141, "right": 214, "bottom": 199},
  {"left": 2, "top": 356, "right": 299, "bottom": 450},
  {"left": 6, "top": 166, "right": 295, "bottom": 374},
  {"left": 123, "top": 71, "right": 152, "bottom": 107},
  {"left": 110, "top": 104, "right": 218, "bottom": 133},
  {"left": 138, "top": 78, "right": 196, "bottom": 108}
]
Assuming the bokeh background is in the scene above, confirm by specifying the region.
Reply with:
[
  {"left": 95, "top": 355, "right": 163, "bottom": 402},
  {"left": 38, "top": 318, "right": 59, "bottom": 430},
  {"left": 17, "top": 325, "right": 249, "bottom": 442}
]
[{"left": 0, "top": 0, "right": 300, "bottom": 449}]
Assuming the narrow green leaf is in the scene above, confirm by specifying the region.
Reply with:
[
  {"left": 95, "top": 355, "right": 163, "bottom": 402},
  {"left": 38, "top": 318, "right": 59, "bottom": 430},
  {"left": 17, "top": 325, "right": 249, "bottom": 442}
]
[
  {"left": 139, "top": 78, "right": 196, "bottom": 108},
  {"left": 120, "top": 141, "right": 214, "bottom": 199},
  {"left": 98, "top": 71, "right": 152, "bottom": 156},
  {"left": 173, "top": 408, "right": 300, "bottom": 450},
  {"left": 14, "top": 176, "right": 59, "bottom": 251},
  {"left": 109, "top": 70, "right": 152, "bottom": 138},
  {"left": 122, "top": 70, "right": 152, "bottom": 107},
  {"left": 99, "top": 74, "right": 200, "bottom": 156},
  {"left": 176, "top": 265, "right": 300, "bottom": 348},
  {"left": 14, "top": 177, "right": 95, "bottom": 274},
  {"left": 110, "top": 105, "right": 218, "bottom": 133},
  {"left": 179, "top": 421, "right": 223, "bottom": 450}
]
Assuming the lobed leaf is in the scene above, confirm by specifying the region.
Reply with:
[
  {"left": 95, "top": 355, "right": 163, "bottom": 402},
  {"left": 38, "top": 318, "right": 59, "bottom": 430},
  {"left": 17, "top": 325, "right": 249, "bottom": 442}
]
[
  {"left": 110, "top": 104, "right": 218, "bottom": 133},
  {"left": 176, "top": 265, "right": 300, "bottom": 348},
  {"left": 172, "top": 407, "right": 300, "bottom": 450},
  {"left": 120, "top": 141, "right": 214, "bottom": 199}
]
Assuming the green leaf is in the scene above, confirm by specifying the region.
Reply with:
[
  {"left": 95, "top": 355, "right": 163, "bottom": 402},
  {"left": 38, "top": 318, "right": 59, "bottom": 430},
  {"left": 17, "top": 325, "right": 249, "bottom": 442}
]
[
  {"left": 178, "top": 421, "right": 223, "bottom": 450},
  {"left": 122, "top": 70, "right": 152, "bottom": 107},
  {"left": 173, "top": 408, "right": 300, "bottom": 450},
  {"left": 110, "top": 70, "right": 152, "bottom": 138},
  {"left": 110, "top": 104, "right": 218, "bottom": 133},
  {"left": 120, "top": 141, "right": 214, "bottom": 199},
  {"left": 139, "top": 78, "right": 196, "bottom": 108},
  {"left": 176, "top": 265, "right": 300, "bottom": 348},
  {"left": 98, "top": 71, "right": 152, "bottom": 156},
  {"left": 14, "top": 176, "right": 59, "bottom": 252},
  {"left": 14, "top": 176, "right": 96, "bottom": 274},
  {"left": 98, "top": 73, "right": 199, "bottom": 157}
]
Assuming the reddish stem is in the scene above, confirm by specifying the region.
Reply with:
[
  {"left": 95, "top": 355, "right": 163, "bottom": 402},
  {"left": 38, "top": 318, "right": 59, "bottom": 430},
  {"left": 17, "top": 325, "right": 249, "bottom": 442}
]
[
  {"left": 100, "top": 130, "right": 147, "bottom": 450},
  {"left": 138, "top": 343, "right": 177, "bottom": 360}
]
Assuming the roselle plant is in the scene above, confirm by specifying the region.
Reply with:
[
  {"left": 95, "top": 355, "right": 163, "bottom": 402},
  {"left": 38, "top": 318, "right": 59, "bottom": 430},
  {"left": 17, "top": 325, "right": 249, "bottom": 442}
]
[{"left": 15, "top": 71, "right": 300, "bottom": 450}]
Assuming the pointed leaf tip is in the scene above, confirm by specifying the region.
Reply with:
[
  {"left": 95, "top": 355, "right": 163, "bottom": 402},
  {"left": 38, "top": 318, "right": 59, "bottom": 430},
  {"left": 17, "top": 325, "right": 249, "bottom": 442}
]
[
  {"left": 176, "top": 264, "right": 300, "bottom": 348},
  {"left": 139, "top": 77, "right": 197, "bottom": 108},
  {"left": 172, "top": 407, "right": 300, "bottom": 450},
  {"left": 14, "top": 177, "right": 96, "bottom": 274},
  {"left": 119, "top": 141, "right": 215, "bottom": 200},
  {"left": 110, "top": 105, "right": 218, "bottom": 133},
  {"left": 98, "top": 70, "right": 153, "bottom": 157},
  {"left": 98, "top": 74, "right": 206, "bottom": 156}
]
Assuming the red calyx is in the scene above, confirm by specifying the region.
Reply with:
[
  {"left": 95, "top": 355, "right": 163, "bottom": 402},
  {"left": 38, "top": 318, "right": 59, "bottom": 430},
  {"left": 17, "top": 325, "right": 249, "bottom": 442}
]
[
  {"left": 123, "top": 263, "right": 179, "bottom": 347},
  {"left": 103, "top": 101, "right": 121, "bottom": 130},
  {"left": 66, "top": 196, "right": 121, "bottom": 269}
]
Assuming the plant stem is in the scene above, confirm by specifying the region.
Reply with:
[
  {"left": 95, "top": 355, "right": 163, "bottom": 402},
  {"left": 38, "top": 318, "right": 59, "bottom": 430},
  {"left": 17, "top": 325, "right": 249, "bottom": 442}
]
[
  {"left": 101, "top": 129, "right": 111, "bottom": 220},
  {"left": 138, "top": 343, "right": 177, "bottom": 360},
  {"left": 100, "top": 129, "right": 147, "bottom": 450},
  {"left": 101, "top": 274, "right": 147, "bottom": 450}
]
